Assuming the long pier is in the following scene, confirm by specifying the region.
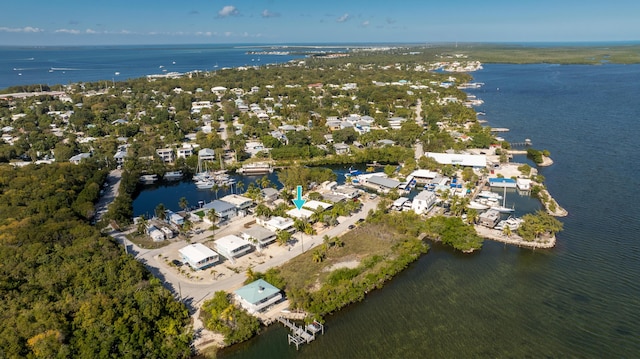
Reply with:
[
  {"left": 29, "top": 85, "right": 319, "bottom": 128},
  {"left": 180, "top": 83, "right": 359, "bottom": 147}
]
[{"left": 277, "top": 317, "right": 324, "bottom": 350}]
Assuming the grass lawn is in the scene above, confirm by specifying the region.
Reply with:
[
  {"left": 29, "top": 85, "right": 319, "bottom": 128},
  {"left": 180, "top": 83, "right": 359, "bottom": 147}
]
[{"left": 278, "top": 223, "right": 413, "bottom": 291}]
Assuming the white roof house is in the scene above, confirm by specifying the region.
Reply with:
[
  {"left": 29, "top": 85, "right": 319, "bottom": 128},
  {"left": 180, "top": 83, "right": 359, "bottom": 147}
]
[
  {"left": 425, "top": 152, "right": 487, "bottom": 168},
  {"left": 257, "top": 216, "right": 295, "bottom": 233},
  {"left": 302, "top": 200, "right": 333, "bottom": 212},
  {"left": 364, "top": 175, "right": 401, "bottom": 193},
  {"left": 220, "top": 194, "right": 254, "bottom": 211},
  {"left": 198, "top": 148, "right": 215, "bottom": 161},
  {"left": 179, "top": 243, "right": 220, "bottom": 270},
  {"left": 215, "top": 235, "right": 253, "bottom": 261},
  {"left": 202, "top": 200, "right": 237, "bottom": 220},
  {"left": 286, "top": 208, "right": 314, "bottom": 220},
  {"left": 412, "top": 190, "right": 438, "bottom": 215},
  {"left": 234, "top": 279, "right": 283, "bottom": 314},
  {"left": 147, "top": 226, "right": 166, "bottom": 242},
  {"left": 241, "top": 226, "right": 277, "bottom": 247},
  {"left": 69, "top": 152, "right": 91, "bottom": 165}
]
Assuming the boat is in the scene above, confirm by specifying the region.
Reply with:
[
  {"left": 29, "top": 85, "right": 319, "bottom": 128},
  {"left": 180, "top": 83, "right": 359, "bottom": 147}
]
[
  {"left": 467, "top": 201, "right": 489, "bottom": 210},
  {"left": 490, "top": 186, "right": 514, "bottom": 213},
  {"left": 139, "top": 174, "right": 159, "bottom": 184},
  {"left": 477, "top": 190, "right": 503, "bottom": 200},
  {"left": 163, "top": 170, "right": 183, "bottom": 180},
  {"left": 195, "top": 179, "right": 214, "bottom": 189},
  {"left": 237, "top": 162, "right": 273, "bottom": 175},
  {"left": 490, "top": 205, "right": 515, "bottom": 214}
]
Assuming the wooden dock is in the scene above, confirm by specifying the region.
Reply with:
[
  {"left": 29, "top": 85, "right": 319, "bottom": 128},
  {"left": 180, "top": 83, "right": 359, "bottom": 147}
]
[{"left": 277, "top": 317, "right": 324, "bottom": 350}]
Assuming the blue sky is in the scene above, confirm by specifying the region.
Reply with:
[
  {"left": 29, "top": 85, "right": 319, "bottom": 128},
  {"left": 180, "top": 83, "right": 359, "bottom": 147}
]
[{"left": 1, "top": 0, "right": 638, "bottom": 45}]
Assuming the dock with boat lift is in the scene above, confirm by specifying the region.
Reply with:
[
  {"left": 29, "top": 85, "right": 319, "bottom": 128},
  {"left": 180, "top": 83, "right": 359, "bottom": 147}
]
[{"left": 277, "top": 316, "right": 324, "bottom": 350}]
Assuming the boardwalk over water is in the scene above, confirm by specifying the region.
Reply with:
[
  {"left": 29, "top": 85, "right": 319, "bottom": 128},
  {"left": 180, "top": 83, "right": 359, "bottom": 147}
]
[{"left": 277, "top": 317, "right": 324, "bottom": 350}]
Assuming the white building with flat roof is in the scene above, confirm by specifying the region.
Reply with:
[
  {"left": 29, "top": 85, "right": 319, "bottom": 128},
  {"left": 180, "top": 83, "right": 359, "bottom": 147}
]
[
  {"left": 425, "top": 152, "right": 487, "bottom": 168},
  {"left": 215, "top": 235, "right": 253, "bottom": 261},
  {"left": 302, "top": 200, "right": 333, "bottom": 212},
  {"left": 257, "top": 216, "right": 295, "bottom": 233},
  {"left": 286, "top": 208, "right": 314, "bottom": 220},
  {"left": 241, "top": 226, "right": 277, "bottom": 247},
  {"left": 220, "top": 194, "right": 254, "bottom": 211},
  {"left": 179, "top": 243, "right": 219, "bottom": 270}
]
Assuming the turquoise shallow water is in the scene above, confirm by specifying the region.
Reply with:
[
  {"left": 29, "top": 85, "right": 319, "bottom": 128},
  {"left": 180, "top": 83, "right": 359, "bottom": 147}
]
[{"left": 219, "top": 64, "right": 640, "bottom": 358}]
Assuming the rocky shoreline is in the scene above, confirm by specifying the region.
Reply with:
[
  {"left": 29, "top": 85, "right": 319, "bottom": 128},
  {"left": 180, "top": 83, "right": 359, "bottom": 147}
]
[{"left": 474, "top": 225, "right": 556, "bottom": 249}]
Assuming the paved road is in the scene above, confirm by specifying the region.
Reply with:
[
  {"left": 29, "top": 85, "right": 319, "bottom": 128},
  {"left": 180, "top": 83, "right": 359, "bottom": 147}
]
[{"left": 95, "top": 169, "right": 122, "bottom": 221}]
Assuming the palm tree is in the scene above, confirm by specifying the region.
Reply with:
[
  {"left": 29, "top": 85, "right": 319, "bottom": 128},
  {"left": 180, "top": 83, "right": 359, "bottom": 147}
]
[
  {"left": 322, "top": 235, "right": 332, "bottom": 250},
  {"left": 276, "top": 229, "right": 291, "bottom": 246},
  {"left": 136, "top": 215, "right": 147, "bottom": 235},
  {"left": 211, "top": 183, "right": 220, "bottom": 199},
  {"left": 333, "top": 237, "right": 344, "bottom": 248},
  {"left": 207, "top": 209, "right": 218, "bottom": 231},
  {"left": 245, "top": 267, "right": 257, "bottom": 283},
  {"left": 178, "top": 197, "right": 189, "bottom": 212},
  {"left": 155, "top": 203, "right": 167, "bottom": 220},
  {"left": 236, "top": 181, "right": 245, "bottom": 194},
  {"left": 312, "top": 249, "right": 325, "bottom": 263},
  {"left": 502, "top": 225, "right": 512, "bottom": 238}
]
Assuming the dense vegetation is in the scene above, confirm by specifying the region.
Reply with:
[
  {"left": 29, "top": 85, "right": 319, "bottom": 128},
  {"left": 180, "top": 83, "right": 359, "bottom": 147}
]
[
  {"left": 264, "top": 210, "right": 431, "bottom": 320},
  {"left": 0, "top": 162, "right": 192, "bottom": 358},
  {"left": 199, "top": 291, "right": 261, "bottom": 346},
  {"left": 517, "top": 210, "right": 564, "bottom": 241},
  {"left": 422, "top": 215, "right": 484, "bottom": 252}
]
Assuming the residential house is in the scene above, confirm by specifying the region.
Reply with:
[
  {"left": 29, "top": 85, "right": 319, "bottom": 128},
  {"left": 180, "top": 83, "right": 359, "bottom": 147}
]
[
  {"left": 257, "top": 216, "right": 295, "bottom": 233},
  {"left": 260, "top": 187, "right": 279, "bottom": 203},
  {"left": 202, "top": 200, "right": 237, "bottom": 221},
  {"left": 412, "top": 190, "right": 437, "bottom": 214},
  {"left": 241, "top": 226, "right": 277, "bottom": 248},
  {"left": 179, "top": 243, "right": 220, "bottom": 270},
  {"left": 69, "top": 152, "right": 91, "bottom": 165},
  {"left": 479, "top": 209, "right": 501, "bottom": 228},
  {"left": 156, "top": 148, "right": 175, "bottom": 163},
  {"left": 215, "top": 235, "right": 253, "bottom": 261},
  {"left": 334, "top": 143, "right": 350, "bottom": 155},
  {"left": 234, "top": 279, "right": 283, "bottom": 314},
  {"left": 198, "top": 148, "right": 216, "bottom": 161}
]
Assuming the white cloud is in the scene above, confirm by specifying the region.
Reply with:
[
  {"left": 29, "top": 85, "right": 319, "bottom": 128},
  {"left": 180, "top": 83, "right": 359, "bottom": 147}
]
[
  {"left": 54, "top": 29, "right": 81, "bottom": 34},
  {"left": 218, "top": 5, "right": 239, "bottom": 18},
  {"left": 336, "top": 13, "right": 350, "bottom": 23},
  {"left": 0, "top": 26, "right": 44, "bottom": 33},
  {"left": 262, "top": 9, "right": 280, "bottom": 18},
  {"left": 224, "top": 31, "right": 233, "bottom": 37},
  {"left": 361, "top": 20, "right": 370, "bottom": 27},
  {"left": 85, "top": 29, "right": 98, "bottom": 34}
]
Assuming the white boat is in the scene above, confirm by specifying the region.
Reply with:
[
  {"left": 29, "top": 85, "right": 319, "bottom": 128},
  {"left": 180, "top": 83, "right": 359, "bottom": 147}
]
[
  {"left": 490, "top": 205, "right": 515, "bottom": 214},
  {"left": 163, "top": 170, "right": 183, "bottom": 180},
  {"left": 139, "top": 174, "right": 159, "bottom": 184},
  {"left": 478, "top": 190, "right": 503, "bottom": 200},
  {"left": 490, "top": 187, "right": 514, "bottom": 213},
  {"left": 467, "top": 201, "right": 489, "bottom": 210},
  {"left": 195, "top": 180, "right": 214, "bottom": 189}
]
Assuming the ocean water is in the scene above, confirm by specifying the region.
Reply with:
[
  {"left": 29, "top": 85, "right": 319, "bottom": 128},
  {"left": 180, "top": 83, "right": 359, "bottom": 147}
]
[
  {"left": 218, "top": 64, "right": 640, "bottom": 358},
  {"left": 0, "top": 44, "right": 307, "bottom": 90}
]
